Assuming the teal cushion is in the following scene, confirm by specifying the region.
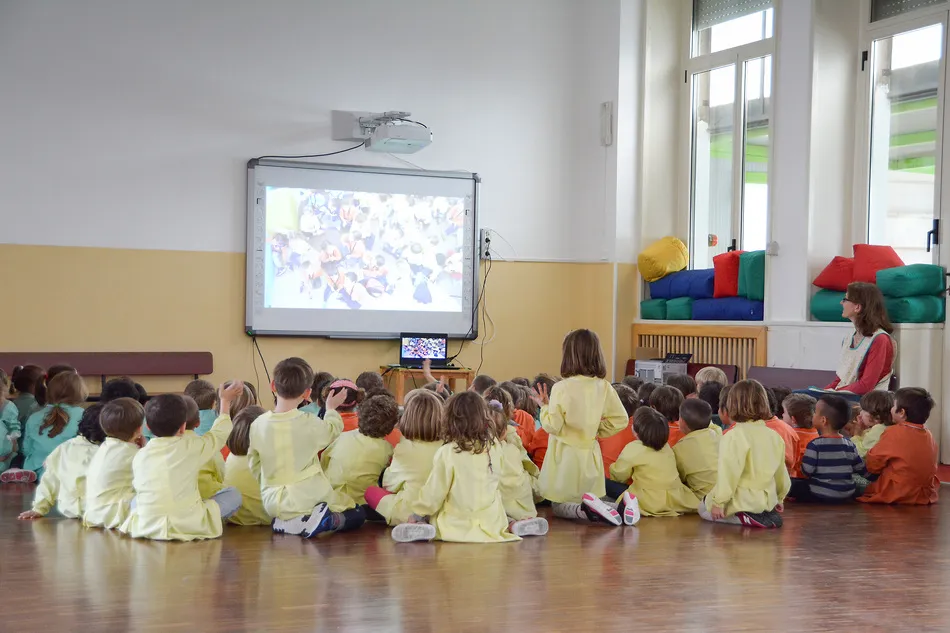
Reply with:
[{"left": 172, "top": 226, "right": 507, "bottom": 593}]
[
  {"left": 666, "top": 297, "right": 693, "bottom": 320},
  {"left": 876, "top": 264, "right": 946, "bottom": 298},
  {"left": 640, "top": 298, "right": 667, "bottom": 320},
  {"left": 738, "top": 250, "right": 766, "bottom": 301},
  {"left": 885, "top": 295, "right": 946, "bottom": 323},
  {"left": 811, "top": 289, "right": 848, "bottom": 322}
]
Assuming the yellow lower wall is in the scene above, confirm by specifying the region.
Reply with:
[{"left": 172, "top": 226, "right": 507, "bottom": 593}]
[{"left": 0, "top": 245, "right": 637, "bottom": 394}]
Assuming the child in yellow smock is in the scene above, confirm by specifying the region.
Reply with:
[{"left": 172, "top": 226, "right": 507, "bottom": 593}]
[
  {"left": 391, "top": 391, "right": 520, "bottom": 543},
  {"left": 484, "top": 386, "right": 548, "bottom": 537},
  {"left": 321, "top": 394, "right": 397, "bottom": 505},
  {"left": 535, "top": 329, "right": 629, "bottom": 526},
  {"left": 18, "top": 403, "right": 106, "bottom": 520},
  {"left": 249, "top": 357, "right": 365, "bottom": 538},
  {"left": 851, "top": 390, "right": 894, "bottom": 458},
  {"left": 223, "top": 405, "right": 270, "bottom": 526},
  {"left": 181, "top": 395, "right": 225, "bottom": 499},
  {"left": 83, "top": 398, "right": 146, "bottom": 529},
  {"left": 364, "top": 389, "right": 444, "bottom": 525},
  {"left": 10, "top": 371, "right": 88, "bottom": 483},
  {"left": 120, "top": 382, "right": 245, "bottom": 541},
  {"left": 673, "top": 399, "right": 721, "bottom": 499},
  {"left": 610, "top": 408, "right": 698, "bottom": 519},
  {"left": 701, "top": 380, "right": 790, "bottom": 529}
]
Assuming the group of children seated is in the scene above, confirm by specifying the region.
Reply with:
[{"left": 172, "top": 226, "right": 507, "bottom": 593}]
[{"left": 0, "top": 327, "right": 939, "bottom": 542}]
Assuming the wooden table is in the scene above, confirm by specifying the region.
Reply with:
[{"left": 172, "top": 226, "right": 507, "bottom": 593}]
[{"left": 380, "top": 366, "right": 475, "bottom": 404}]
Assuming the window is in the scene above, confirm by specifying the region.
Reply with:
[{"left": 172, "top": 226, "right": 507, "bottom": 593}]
[
  {"left": 858, "top": 4, "right": 948, "bottom": 265},
  {"left": 687, "top": 1, "right": 774, "bottom": 269}
]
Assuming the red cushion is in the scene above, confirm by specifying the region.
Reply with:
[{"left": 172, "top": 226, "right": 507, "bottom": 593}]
[
  {"left": 713, "top": 251, "right": 745, "bottom": 298},
  {"left": 853, "top": 244, "right": 904, "bottom": 283},
  {"left": 813, "top": 256, "right": 854, "bottom": 291}
]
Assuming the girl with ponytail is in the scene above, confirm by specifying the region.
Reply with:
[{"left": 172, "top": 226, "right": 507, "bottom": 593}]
[{"left": 3, "top": 371, "right": 87, "bottom": 482}]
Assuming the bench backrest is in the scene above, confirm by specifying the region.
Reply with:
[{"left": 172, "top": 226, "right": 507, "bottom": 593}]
[
  {"left": 0, "top": 352, "right": 213, "bottom": 379},
  {"left": 746, "top": 366, "right": 838, "bottom": 391}
]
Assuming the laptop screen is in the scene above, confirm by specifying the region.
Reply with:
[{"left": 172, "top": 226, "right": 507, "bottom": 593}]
[{"left": 400, "top": 334, "right": 448, "bottom": 364}]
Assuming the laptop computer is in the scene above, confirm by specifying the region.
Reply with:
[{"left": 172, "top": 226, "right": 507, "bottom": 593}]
[{"left": 399, "top": 333, "right": 449, "bottom": 369}]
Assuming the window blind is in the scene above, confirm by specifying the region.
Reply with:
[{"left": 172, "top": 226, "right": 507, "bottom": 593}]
[
  {"left": 693, "top": 0, "right": 773, "bottom": 32},
  {"left": 871, "top": 0, "right": 947, "bottom": 22}
]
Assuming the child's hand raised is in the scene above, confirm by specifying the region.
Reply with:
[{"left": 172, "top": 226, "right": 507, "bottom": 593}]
[
  {"left": 325, "top": 386, "right": 348, "bottom": 412},
  {"left": 531, "top": 384, "right": 550, "bottom": 407},
  {"left": 218, "top": 380, "right": 245, "bottom": 411}
]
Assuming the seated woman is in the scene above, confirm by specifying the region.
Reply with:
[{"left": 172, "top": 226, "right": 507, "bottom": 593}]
[{"left": 799, "top": 282, "right": 895, "bottom": 403}]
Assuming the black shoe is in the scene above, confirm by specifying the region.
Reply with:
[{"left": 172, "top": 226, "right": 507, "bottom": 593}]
[
  {"left": 361, "top": 504, "right": 386, "bottom": 524},
  {"left": 767, "top": 509, "right": 783, "bottom": 528}
]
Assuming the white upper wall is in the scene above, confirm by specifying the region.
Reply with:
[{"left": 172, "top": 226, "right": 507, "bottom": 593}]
[{"left": 0, "top": 0, "right": 639, "bottom": 261}]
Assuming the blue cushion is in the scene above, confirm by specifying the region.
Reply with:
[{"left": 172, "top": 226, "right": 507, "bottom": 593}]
[
  {"left": 692, "top": 297, "right": 764, "bottom": 321},
  {"left": 649, "top": 269, "right": 715, "bottom": 300}
]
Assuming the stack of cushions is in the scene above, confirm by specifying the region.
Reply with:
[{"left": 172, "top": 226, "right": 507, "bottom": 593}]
[
  {"left": 639, "top": 246, "right": 766, "bottom": 321},
  {"left": 810, "top": 245, "right": 946, "bottom": 323}
]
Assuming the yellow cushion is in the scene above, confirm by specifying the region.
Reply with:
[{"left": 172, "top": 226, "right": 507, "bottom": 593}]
[{"left": 637, "top": 237, "right": 688, "bottom": 282}]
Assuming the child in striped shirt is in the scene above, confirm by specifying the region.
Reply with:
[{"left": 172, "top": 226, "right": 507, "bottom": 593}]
[{"left": 790, "top": 395, "right": 867, "bottom": 503}]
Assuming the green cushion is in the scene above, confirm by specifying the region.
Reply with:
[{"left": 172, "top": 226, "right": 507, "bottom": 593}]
[
  {"left": 738, "top": 250, "right": 766, "bottom": 301},
  {"left": 885, "top": 295, "right": 946, "bottom": 323},
  {"left": 811, "top": 289, "right": 848, "bottom": 322},
  {"left": 876, "top": 264, "right": 946, "bottom": 298},
  {"left": 640, "top": 298, "right": 668, "bottom": 320},
  {"left": 666, "top": 297, "right": 693, "bottom": 320}
]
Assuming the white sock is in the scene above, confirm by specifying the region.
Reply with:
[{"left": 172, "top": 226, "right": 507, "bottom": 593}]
[{"left": 551, "top": 502, "right": 586, "bottom": 520}]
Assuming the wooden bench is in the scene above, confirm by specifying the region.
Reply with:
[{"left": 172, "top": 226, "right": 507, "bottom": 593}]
[
  {"left": 0, "top": 352, "right": 214, "bottom": 392},
  {"left": 747, "top": 366, "right": 900, "bottom": 391}
]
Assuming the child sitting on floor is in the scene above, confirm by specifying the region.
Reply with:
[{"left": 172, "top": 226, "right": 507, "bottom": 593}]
[
  {"left": 673, "top": 399, "right": 720, "bottom": 499},
  {"left": 485, "top": 390, "right": 548, "bottom": 537},
  {"left": 184, "top": 379, "right": 219, "bottom": 436},
  {"left": 18, "top": 403, "right": 106, "bottom": 520},
  {"left": 365, "top": 389, "right": 444, "bottom": 526},
  {"left": 355, "top": 371, "right": 387, "bottom": 394},
  {"left": 250, "top": 358, "right": 365, "bottom": 538},
  {"left": 600, "top": 383, "right": 639, "bottom": 489},
  {"left": 666, "top": 374, "right": 698, "bottom": 400},
  {"left": 790, "top": 395, "right": 867, "bottom": 503},
  {"left": 10, "top": 364, "right": 44, "bottom": 426},
  {"left": 391, "top": 392, "right": 520, "bottom": 543},
  {"left": 322, "top": 394, "right": 397, "bottom": 505},
  {"left": 535, "top": 329, "right": 629, "bottom": 526},
  {"left": 120, "top": 383, "right": 245, "bottom": 541},
  {"left": 300, "top": 371, "right": 335, "bottom": 418},
  {"left": 0, "top": 371, "right": 20, "bottom": 471},
  {"left": 622, "top": 375, "right": 643, "bottom": 393},
  {"left": 498, "top": 381, "right": 534, "bottom": 447},
  {"left": 762, "top": 388, "right": 798, "bottom": 472},
  {"left": 323, "top": 379, "right": 364, "bottom": 433},
  {"left": 223, "top": 405, "right": 269, "bottom": 526},
  {"left": 781, "top": 394, "right": 817, "bottom": 477},
  {"left": 701, "top": 380, "right": 790, "bottom": 529},
  {"left": 699, "top": 381, "right": 724, "bottom": 429},
  {"left": 851, "top": 390, "right": 894, "bottom": 458},
  {"left": 5, "top": 371, "right": 88, "bottom": 483},
  {"left": 182, "top": 395, "right": 226, "bottom": 500},
  {"left": 859, "top": 387, "right": 939, "bottom": 505},
  {"left": 695, "top": 367, "right": 728, "bottom": 390},
  {"left": 650, "top": 386, "right": 685, "bottom": 447},
  {"left": 469, "top": 374, "right": 497, "bottom": 394},
  {"left": 83, "top": 398, "right": 146, "bottom": 529},
  {"left": 638, "top": 382, "right": 657, "bottom": 407},
  {"left": 610, "top": 407, "right": 697, "bottom": 519}
]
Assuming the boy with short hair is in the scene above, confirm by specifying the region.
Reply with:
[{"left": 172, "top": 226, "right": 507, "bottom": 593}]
[
  {"left": 249, "top": 357, "right": 366, "bottom": 538},
  {"left": 83, "top": 397, "right": 147, "bottom": 529},
  {"left": 791, "top": 395, "right": 867, "bottom": 502},
  {"left": 859, "top": 387, "right": 939, "bottom": 505},
  {"left": 120, "top": 382, "right": 245, "bottom": 541},
  {"left": 673, "top": 399, "right": 720, "bottom": 499},
  {"left": 665, "top": 374, "right": 698, "bottom": 400},
  {"left": 649, "top": 386, "right": 685, "bottom": 447},
  {"left": 184, "top": 379, "right": 219, "bottom": 435}
]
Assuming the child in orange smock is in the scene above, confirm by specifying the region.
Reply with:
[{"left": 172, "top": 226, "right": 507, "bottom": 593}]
[
  {"left": 600, "top": 383, "right": 639, "bottom": 500},
  {"left": 782, "top": 394, "right": 817, "bottom": 477},
  {"left": 650, "top": 386, "right": 685, "bottom": 447},
  {"left": 859, "top": 388, "right": 939, "bottom": 505}
]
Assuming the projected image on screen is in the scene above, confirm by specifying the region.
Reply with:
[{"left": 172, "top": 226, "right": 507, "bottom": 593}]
[{"left": 264, "top": 187, "right": 466, "bottom": 311}]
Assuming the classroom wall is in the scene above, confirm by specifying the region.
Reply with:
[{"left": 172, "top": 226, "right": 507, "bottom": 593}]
[{"left": 0, "top": 0, "right": 644, "bottom": 389}]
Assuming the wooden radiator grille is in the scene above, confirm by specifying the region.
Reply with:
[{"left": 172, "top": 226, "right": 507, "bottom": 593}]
[{"left": 632, "top": 325, "right": 767, "bottom": 379}]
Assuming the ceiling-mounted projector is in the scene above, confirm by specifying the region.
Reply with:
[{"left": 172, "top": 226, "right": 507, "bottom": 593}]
[{"left": 331, "top": 110, "right": 432, "bottom": 154}]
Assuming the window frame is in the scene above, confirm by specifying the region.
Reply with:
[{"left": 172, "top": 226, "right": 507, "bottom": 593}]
[
  {"left": 681, "top": 4, "right": 777, "bottom": 270},
  {"left": 851, "top": 0, "right": 949, "bottom": 263}
]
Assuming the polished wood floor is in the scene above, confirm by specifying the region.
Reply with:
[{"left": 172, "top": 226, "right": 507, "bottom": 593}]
[{"left": 2, "top": 483, "right": 948, "bottom": 632}]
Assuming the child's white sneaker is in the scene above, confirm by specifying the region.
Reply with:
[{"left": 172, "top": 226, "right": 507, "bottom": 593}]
[
  {"left": 620, "top": 491, "right": 641, "bottom": 526},
  {"left": 272, "top": 515, "right": 308, "bottom": 536},
  {"left": 509, "top": 517, "right": 549, "bottom": 537},
  {"left": 581, "top": 493, "right": 622, "bottom": 526},
  {"left": 392, "top": 522, "right": 437, "bottom": 543}
]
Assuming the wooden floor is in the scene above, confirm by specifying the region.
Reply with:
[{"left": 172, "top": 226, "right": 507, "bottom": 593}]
[{"left": 2, "top": 484, "right": 948, "bottom": 632}]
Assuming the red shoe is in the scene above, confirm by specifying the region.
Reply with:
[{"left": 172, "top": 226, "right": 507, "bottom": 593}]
[{"left": 1, "top": 468, "right": 37, "bottom": 484}]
